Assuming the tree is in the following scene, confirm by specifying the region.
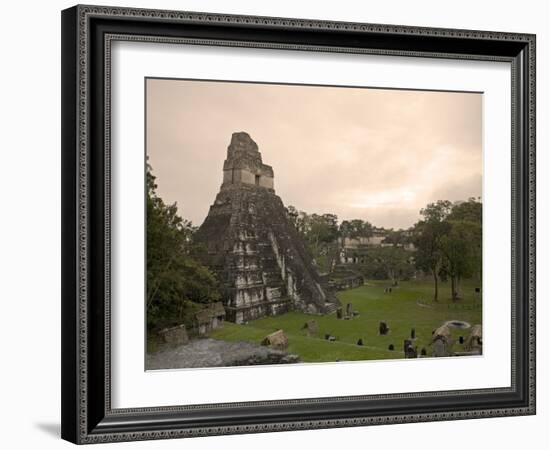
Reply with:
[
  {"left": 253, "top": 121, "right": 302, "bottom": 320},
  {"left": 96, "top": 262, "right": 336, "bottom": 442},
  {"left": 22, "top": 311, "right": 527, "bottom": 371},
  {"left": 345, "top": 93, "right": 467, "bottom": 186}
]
[
  {"left": 366, "top": 246, "right": 413, "bottom": 286},
  {"left": 359, "top": 227, "right": 415, "bottom": 286},
  {"left": 447, "top": 197, "right": 482, "bottom": 223},
  {"left": 285, "top": 205, "right": 300, "bottom": 230},
  {"left": 439, "top": 199, "right": 482, "bottom": 300},
  {"left": 307, "top": 213, "right": 339, "bottom": 247},
  {"left": 382, "top": 229, "right": 410, "bottom": 247},
  {"left": 414, "top": 198, "right": 482, "bottom": 301},
  {"left": 339, "top": 219, "right": 373, "bottom": 240},
  {"left": 285, "top": 206, "right": 311, "bottom": 236},
  {"left": 420, "top": 200, "right": 453, "bottom": 222},
  {"left": 306, "top": 213, "right": 339, "bottom": 271},
  {"left": 413, "top": 200, "right": 452, "bottom": 301},
  {"left": 446, "top": 197, "right": 482, "bottom": 282},
  {"left": 147, "top": 163, "right": 220, "bottom": 330}
]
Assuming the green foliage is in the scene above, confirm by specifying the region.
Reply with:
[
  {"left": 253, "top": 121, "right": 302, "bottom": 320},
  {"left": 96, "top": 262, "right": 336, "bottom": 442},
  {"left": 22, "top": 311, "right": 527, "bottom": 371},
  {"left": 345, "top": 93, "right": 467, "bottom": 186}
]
[
  {"left": 287, "top": 197, "right": 481, "bottom": 298},
  {"left": 363, "top": 245, "right": 415, "bottom": 284},
  {"left": 340, "top": 219, "right": 373, "bottom": 239},
  {"left": 307, "top": 213, "right": 340, "bottom": 272},
  {"left": 287, "top": 208, "right": 379, "bottom": 274},
  {"left": 286, "top": 206, "right": 341, "bottom": 272},
  {"left": 352, "top": 260, "right": 389, "bottom": 280},
  {"left": 414, "top": 198, "right": 482, "bottom": 301},
  {"left": 147, "top": 164, "right": 221, "bottom": 330},
  {"left": 307, "top": 213, "right": 339, "bottom": 246},
  {"left": 420, "top": 200, "right": 453, "bottom": 222},
  {"left": 441, "top": 198, "right": 482, "bottom": 300},
  {"left": 413, "top": 201, "right": 453, "bottom": 301},
  {"left": 381, "top": 229, "right": 410, "bottom": 247},
  {"left": 447, "top": 197, "right": 482, "bottom": 223}
]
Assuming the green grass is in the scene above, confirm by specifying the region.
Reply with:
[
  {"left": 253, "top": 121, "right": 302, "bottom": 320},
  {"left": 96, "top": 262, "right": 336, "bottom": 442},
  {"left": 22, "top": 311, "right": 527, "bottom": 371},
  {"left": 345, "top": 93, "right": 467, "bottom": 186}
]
[{"left": 210, "top": 279, "right": 482, "bottom": 363}]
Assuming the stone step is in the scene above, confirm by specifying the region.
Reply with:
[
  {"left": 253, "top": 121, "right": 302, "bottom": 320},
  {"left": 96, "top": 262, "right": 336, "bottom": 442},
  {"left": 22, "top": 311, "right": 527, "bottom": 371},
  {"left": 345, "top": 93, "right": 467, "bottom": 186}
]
[
  {"left": 224, "top": 296, "right": 292, "bottom": 312},
  {"left": 323, "top": 303, "right": 340, "bottom": 314},
  {"left": 229, "top": 283, "right": 265, "bottom": 290},
  {"left": 260, "top": 260, "right": 279, "bottom": 266},
  {"left": 263, "top": 275, "right": 284, "bottom": 283}
]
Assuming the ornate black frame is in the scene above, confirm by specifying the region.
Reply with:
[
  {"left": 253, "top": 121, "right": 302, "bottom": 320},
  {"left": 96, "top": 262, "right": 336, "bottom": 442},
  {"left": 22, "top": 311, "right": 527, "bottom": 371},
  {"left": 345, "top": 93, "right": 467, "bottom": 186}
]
[{"left": 61, "top": 4, "right": 536, "bottom": 444}]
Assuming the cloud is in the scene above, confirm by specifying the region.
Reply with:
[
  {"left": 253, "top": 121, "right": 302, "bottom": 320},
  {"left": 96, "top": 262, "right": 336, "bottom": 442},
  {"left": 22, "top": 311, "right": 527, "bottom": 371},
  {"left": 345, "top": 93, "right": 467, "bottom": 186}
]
[{"left": 147, "top": 79, "right": 482, "bottom": 229}]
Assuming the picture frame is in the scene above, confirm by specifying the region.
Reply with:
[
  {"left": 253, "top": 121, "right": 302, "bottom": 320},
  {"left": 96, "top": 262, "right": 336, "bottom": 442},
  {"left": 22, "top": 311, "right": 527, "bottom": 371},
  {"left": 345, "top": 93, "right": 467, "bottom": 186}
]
[{"left": 61, "top": 4, "right": 536, "bottom": 444}]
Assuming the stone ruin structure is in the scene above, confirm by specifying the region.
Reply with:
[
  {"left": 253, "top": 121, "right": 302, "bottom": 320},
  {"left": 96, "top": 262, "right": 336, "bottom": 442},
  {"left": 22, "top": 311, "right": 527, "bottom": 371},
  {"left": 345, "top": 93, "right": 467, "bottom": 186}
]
[
  {"left": 194, "top": 302, "right": 226, "bottom": 336},
  {"left": 195, "top": 132, "right": 340, "bottom": 324}
]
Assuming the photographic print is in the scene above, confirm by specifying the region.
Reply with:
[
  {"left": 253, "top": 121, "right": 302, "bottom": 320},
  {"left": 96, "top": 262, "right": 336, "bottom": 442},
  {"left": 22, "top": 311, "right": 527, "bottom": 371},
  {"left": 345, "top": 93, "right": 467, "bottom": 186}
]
[
  {"left": 61, "top": 8, "right": 535, "bottom": 441},
  {"left": 145, "top": 78, "right": 483, "bottom": 370}
]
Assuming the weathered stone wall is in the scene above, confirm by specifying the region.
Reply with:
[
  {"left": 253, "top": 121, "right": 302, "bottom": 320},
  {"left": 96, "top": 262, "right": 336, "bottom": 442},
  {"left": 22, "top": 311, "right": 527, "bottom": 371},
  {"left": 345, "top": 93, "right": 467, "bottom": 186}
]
[
  {"left": 221, "top": 132, "right": 275, "bottom": 192},
  {"left": 223, "top": 168, "right": 274, "bottom": 189},
  {"left": 258, "top": 173, "right": 274, "bottom": 189}
]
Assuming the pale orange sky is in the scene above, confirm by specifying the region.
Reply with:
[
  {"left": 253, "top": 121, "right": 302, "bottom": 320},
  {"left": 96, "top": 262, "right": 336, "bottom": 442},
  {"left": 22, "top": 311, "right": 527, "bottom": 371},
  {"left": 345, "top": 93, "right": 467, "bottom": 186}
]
[{"left": 146, "top": 78, "right": 482, "bottom": 229}]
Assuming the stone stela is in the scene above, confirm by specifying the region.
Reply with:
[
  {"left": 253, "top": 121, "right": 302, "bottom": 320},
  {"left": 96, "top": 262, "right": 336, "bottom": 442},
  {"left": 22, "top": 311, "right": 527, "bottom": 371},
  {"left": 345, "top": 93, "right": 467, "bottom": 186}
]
[{"left": 195, "top": 132, "right": 340, "bottom": 324}]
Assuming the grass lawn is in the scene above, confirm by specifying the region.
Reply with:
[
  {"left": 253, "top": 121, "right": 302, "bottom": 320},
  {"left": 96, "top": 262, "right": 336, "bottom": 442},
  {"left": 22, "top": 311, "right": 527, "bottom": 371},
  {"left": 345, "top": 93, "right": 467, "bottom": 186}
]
[{"left": 210, "top": 279, "right": 482, "bottom": 363}]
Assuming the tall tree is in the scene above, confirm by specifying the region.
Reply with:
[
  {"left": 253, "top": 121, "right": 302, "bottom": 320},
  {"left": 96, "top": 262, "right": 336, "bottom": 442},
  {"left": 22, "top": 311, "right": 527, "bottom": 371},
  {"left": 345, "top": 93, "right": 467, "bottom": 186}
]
[
  {"left": 147, "top": 164, "right": 220, "bottom": 330},
  {"left": 413, "top": 200, "right": 452, "bottom": 301},
  {"left": 308, "top": 213, "right": 339, "bottom": 271},
  {"left": 447, "top": 197, "right": 482, "bottom": 223},
  {"left": 306, "top": 213, "right": 339, "bottom": 247},
  {"left": 439, "top": 199, "right": 482, "bottom": 300}
]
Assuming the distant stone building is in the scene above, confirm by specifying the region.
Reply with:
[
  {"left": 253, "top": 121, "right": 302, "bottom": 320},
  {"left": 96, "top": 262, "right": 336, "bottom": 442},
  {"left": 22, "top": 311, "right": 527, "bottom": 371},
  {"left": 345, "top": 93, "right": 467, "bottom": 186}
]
[
  {"left": 195, "top": 132, "right": 339, "bottom": 324},
  {"left": 339, "top": 228, "right": 416, "bottom": 264},
  {"left": 340, "top": 228, "right": 388, "bottom": 251},
  {"left": 339, "top": 231, "right": 386, "bottom": 265}
]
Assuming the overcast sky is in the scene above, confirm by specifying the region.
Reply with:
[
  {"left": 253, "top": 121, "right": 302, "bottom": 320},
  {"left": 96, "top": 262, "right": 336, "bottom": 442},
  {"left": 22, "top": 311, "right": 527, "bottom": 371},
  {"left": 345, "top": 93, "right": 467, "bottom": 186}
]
[{"left": 146, "top": 78, "right": 482, "bottom": 230}]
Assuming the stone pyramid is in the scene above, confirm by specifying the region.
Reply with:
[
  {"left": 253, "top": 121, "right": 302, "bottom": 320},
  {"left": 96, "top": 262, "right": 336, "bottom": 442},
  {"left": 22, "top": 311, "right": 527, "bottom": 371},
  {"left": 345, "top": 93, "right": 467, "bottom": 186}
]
[{"left": 195, "top": 132, "right": 340, "bottom": 323}]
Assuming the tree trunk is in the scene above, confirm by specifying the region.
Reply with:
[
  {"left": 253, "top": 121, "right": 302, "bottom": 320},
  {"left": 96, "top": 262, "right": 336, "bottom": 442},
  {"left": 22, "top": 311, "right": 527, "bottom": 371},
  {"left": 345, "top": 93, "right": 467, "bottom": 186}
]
[
  {"left": 451, "top": 275, "right": 460, "bottom": 301},
  {"left": 432, "top": 268, "right": 439, "bottom": 302},
  {"left": 388, "top": 268, "right": 396, "bottom": 286}
]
